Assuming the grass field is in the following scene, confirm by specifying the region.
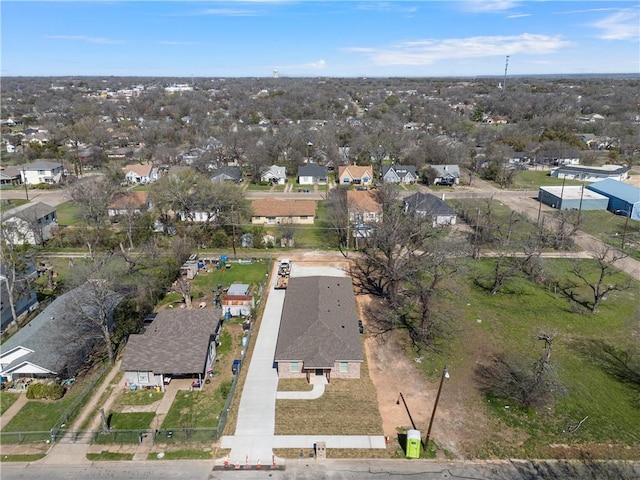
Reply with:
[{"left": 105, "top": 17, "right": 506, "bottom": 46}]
[
  {"left": 0, "top": 392, "right": 19, "bottom": 415},
  {"left": 54, "top": 201, "right": 84, "bottom": 226},
  {"left": 509, "top": 170, "right": 585, "bottom": 189},
  {"left": 417, "top": 257, "right": 640, "bottom": 458},
  {"left": 570, "top": 210, "right": 640, "bottom": 259},
  {"left": 107, "top": 412, "right": 156, "bottom": 430}
]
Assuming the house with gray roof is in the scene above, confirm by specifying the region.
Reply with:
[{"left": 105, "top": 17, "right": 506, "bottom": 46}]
[
  {"left": 1, "top": 202, "right": 58, "bottom": 245},
  {"left": 298, "top": 164, "right": 328, "bottom": 185},
  {"left": 550, "top": 164, "right": 629, "bottom": 182},
  {"left": 429, "top": 165, "right": 461, "bottom": 186},
  {"left": 403, "top": 192, "right": 457, "bottom": 226},
  {"left": 121, "top": 309, "right": 218, "bottom": 390},
  {"left": 260, "top": 165, "right": 287, "bottom": 185},
  {"left": 274, "top": 276, "right": 363, "bottom": 382},
  {"left": 382, "top": 165, "right": 417, "bottom": 184},
  {"left": 19, "top": 160, "right": 64, "bottom": 185},
  {"left": 210, "top": 166, "right": 242, "bottom": 183},
  {"left": 0, "top": 284, "right": 122, "bottom": 382}
]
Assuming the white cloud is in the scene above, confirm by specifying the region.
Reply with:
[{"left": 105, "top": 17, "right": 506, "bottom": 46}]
[
  {"left": 45, "top": 35, "right": 123, "bottom": 45},
  {"left": 345, "top": 34, "right": 570, "bottom": 66},
  {"left": 507, "top": 13, "right": 531, "bottom": 19},
  {"left": 461, "top": 0, "right": 520, "bottom": 13},
  {"left": 201, "top": 8, "right": 259, "bottom": 16},
  {"left": 591, "top": 9, "right": 640, "bottom": 40}
]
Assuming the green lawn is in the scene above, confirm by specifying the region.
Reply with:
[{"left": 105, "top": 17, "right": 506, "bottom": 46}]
[
  {"left": 190, "top": 260, "right": 269, "bottom": 297},
  {"left": 418, "top": 257, "right": 640, "bottom": 458},
  {"left": 1, "top": 198, "right": 29, "bottom": 209},
  {"left": 55, "top": 201, "right": 84, "bottom": 226},
  {"left": 510, "top": 170, "right": 585, "bottom": 189},
  {"left": 0, "top": 392, "right": 19, "bottom": 415},
  {"left": 570, "top": 210, "right": 640, "bottom": 259},
  {"left": 110, "top": 389, "right": 163, "bottom": 411},
  {"left": 107, "top": 412, "right": 156, "bottom": 430},
  {"left": 161, "top": 386, "right": 228, "bottom": 429}
]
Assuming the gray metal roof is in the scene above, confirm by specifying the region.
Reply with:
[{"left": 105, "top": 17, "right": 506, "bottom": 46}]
[
  {"left": 430, "top": 164, "right": 461, "bottom": 178},
  {"left": 1, "top": 284, "right": 122, "bottom": 377},
  {"left": 21, "top": 160, "right": 63, "bottom": 171},
  {"left": 120, "top": 309, "right": 217, "bottom": 375},
  {"left": 274, "top": 276, "right": 363, "bottom": 369}
]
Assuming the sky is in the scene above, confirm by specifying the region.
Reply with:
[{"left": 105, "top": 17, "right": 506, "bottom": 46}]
[{"left": 1, "top": 1, "right": 638, "bottom": 78}]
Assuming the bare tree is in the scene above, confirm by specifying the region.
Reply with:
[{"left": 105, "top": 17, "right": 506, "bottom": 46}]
[
  {"left": 65, "top": 256, "right": 125, "bottom": 364},
  {"left": 0, "top": 222, "right": 34, "bottom": 328},
  {"left": 563, "top": 244, "right": 630, "bottom": 313},
  {"left": 69, "top": 176, "right": 119, "bottom": 227},
  {"left": 174, "top": 277, "right": 193, "bottom": 309},
  {"left": 475, "top": 333, "right": 562, "bottom": 409}
]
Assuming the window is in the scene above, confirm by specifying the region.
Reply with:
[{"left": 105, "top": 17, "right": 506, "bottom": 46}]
[
  {"left": 137, "top": 371, "right": 149, "bottom": 383},
  {"left": 300, "top": 216, "right": 308, "bottom": 220},
  {"left": 290, "top": 362, "right": 299, "bottom": 373},
  {"left": 343, "top": 178, "right": 349, "bottom": 183},
  {"left": 267, "top": 216, "right": 276, "bottom": 224},
  {"left": 339, "top": 362, "right": 348, "bottom": 373}
]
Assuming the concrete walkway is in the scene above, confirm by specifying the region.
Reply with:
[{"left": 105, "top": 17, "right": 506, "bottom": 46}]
[
  {"left": 275, "top": 376, "right": 327, "bottom": 400},
  {"left": 221, "top": 263, "right": 387, "bottom": 466},
  {"left": 222, "top": 267, "right": 285, "bottom": 462}
]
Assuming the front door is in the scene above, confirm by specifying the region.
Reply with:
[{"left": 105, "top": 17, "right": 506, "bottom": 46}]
[{"left": 315, "top": 368, "right": 324, "bottom": 376}]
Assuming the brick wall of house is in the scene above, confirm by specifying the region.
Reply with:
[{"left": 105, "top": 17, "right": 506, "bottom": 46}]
[
  {"left": 277, "top": 361, "right": 307, "bottom": 379},
  {"left": 330, "top": 361, "right": 361, "bottom": 379}
]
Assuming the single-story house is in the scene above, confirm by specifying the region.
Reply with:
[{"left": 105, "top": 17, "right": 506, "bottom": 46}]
[
  {"left": 337, "top": 165, "right": 373, "bottom": 186},
  {"left": 403, "top": 192, "right": 457, "bottom": 226},
  {"left": 538, "top": 186, "right": 609, "bottom": 211},
  {"left": 107, "top": 147, "right": 134, "bottom": 160},
  {"left": 0, "top": 166, "right": 22, "bottom": 186},
  {"left": 274, "top": 276, "right": 363, "bottom": 382},
  {"left": 20, "top": 160, "right": 64, "bottom": 185},
  {"left": 346, "top": 190, "right": 382, "bottom": 224},
  {"left": 429, "top": 165, "right": 461, "bottom": 186},
  {"left": 107, "top": 191, "right": 150, "bottom": 217},
  {"left": 550, "top": 164, "right": 629, "bottom": 182},
  {"left": 210, "top": 166, "right": 242, "bottom": 183},
  {"left": 1, "top": 202, "right": 58, "bottom": 245},
  {"left": 260, "top": 165, "right": 287, "bottom": 185},
  {"left": 298, "top": 164, "right": 328, "bottom": 185},
  {"left": 222, "top": 284, "right": 254, "bottom": 317},
  {"left": 122, "top": 163, "right": 158, "bottom": 184},
  {"left": 120, "top": 309, "right": 218, "bottom": 391},
  {"left": 0, "top": 284, "right": 122, "bottom": 382},
  {"left": 251, "top": 199, "right": 317, "bottom": 225},
  {"left": 382, "top": 165, "right": 417, "bottom": 184},
  {"left": 586, "top": 179, "right": 640, "bottom": 220}
]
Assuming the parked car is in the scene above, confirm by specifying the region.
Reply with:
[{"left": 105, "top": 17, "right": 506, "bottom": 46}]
[
  {"left": 358, "top": 320, "right": 364, "bottom": 334},
  {"left": 232, "top": 359, "right": 242, "bottom": 375}
]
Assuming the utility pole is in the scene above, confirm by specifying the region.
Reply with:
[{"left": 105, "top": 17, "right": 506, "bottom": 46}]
[
  {"left": 22, "top": 164, "right": 29, "bottom": 201},
  {"left": 621, "top": 207, "right": 631, "bottom": 249},
  {"left": 424, "top": 366, "right": 450, "bottom": 452}
]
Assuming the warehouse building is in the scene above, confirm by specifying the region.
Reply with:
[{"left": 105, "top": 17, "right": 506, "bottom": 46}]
[
  {"left": 538, "top": 186, "right": 608, "bottom": 211},
  {"left": 586, "top": 179, "right": 640, "bottom": 220}
]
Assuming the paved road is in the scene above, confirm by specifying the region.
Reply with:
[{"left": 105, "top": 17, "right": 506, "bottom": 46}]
[
  {"left": 2, "top": 458, "right": 638, "bottom": 480},
  {"left": 1, "top": 187, "right": 70, "bottom": 207}
]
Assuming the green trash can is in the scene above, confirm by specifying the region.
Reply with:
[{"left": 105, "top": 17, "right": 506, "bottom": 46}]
[{"left": 405, "top": 429, "right": 421, "bottom": 458}]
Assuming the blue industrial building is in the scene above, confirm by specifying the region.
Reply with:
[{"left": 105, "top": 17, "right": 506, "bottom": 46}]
[
  {"left": 586, "top": 179, "right": 640, "bottom": 220},
  {"left": 538, "top": 186, "right": 608, "bottom": 211}
]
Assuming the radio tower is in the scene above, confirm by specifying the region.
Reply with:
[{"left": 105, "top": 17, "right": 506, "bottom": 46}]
[{"left": 503, "top": 55, "right": 510, "bottom": 91}]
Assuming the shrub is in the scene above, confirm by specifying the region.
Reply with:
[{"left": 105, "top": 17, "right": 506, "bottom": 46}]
[
  {"left": 219, "top": 381, "right": 232, "bottom": 400},
  {"left": 25, "top": 382, "right": 65, "bottom": 400}
]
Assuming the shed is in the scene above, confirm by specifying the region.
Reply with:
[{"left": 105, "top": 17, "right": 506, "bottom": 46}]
[{"left": 586, "top": 179, "right": 640, "bottom": 220}]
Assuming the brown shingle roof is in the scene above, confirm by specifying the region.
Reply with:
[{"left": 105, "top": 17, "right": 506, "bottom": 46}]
[
  {"left": 346, "top": 190, "right": 381, "bottom": 214},
  {"left": 251, "top": 199, "right": 317, "bottom": 217},
  {"left": 120, "top": 309, "right": 217, "bottom": 374},
  {"left": 108, "top": 191, "right": 149, "bottom": 210},
  {"left": 122, "top": 164, "right": 153, "bottom": 176},
  {"left": 274, "top": 276, "right": 363, "bottom": 369}
]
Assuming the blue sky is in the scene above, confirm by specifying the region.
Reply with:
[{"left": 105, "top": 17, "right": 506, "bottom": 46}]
[{"left": 1, "top": 1, "right": 638, "bottom": 77}]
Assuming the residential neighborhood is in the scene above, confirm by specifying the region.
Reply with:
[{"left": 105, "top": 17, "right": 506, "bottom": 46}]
[{"left": 0, "top": 73, "right": 639, "bottom": 477}]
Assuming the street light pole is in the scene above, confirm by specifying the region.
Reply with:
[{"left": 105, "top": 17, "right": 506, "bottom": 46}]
[{"left": 424, "top": 366, "right": 449, "bottom": 452}]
